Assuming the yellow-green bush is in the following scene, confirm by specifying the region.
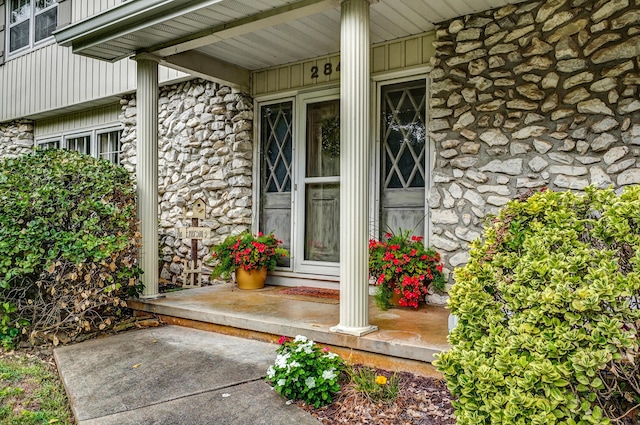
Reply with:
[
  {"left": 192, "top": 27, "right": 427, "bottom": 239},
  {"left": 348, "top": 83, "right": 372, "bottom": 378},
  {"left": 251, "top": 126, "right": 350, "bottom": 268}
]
[
  {"left": 0, "top": 150, "right": 143, "bottom": 347},
  {"left": 435, "top": 187, "right": 640, "bottom": 425}
]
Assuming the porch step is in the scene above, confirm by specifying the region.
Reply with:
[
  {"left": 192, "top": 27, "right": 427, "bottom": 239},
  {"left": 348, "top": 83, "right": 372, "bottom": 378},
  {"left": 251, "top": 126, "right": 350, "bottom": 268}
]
[{"left": 128, "top": 284, "right": 450, "bottom": 377}]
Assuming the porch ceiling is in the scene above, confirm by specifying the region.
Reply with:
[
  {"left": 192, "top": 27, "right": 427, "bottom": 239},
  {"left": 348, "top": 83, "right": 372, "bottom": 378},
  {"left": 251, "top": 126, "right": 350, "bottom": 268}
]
[{"left": 56, "top": 0, "right": 526, "bottom": 71}]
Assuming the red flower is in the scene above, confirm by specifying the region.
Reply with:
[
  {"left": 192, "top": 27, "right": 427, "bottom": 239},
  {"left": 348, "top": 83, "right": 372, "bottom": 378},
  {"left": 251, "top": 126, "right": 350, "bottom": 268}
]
[
  {"left": 369, "top": 230, "right": 445, "bottom": 309},
  {"left": 278, "top": 336, "right": 290, "bottom": 345}
]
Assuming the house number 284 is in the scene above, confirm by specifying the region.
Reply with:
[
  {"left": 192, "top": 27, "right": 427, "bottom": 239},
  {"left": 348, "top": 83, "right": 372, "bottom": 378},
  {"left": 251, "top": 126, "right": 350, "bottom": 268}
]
[{"left": 310, "top": 62, "right": 340, "bottom": 78}]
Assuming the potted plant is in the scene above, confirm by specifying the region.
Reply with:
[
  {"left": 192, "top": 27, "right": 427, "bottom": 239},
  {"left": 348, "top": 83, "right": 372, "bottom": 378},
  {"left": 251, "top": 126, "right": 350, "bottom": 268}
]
[
  {"left": 208, "top": 232, "right": 289, "bottom": 289},
  {"left": 369, "top": 230, "right": 445, "bottom": 310}
]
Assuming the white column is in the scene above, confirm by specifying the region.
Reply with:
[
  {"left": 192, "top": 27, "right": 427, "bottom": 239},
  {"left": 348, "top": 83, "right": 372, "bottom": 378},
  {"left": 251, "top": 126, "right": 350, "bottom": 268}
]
[
  {"left": 330, "top": 0, "right": 377, "bottom": 336},
  {"left": 135, "top": 54, "right": 161, "bottom": 299}
]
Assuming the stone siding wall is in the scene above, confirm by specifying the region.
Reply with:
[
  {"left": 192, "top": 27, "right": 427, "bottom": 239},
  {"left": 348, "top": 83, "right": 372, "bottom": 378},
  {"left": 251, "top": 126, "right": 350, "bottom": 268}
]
[
  {"left": 120, "top": 79, "right": 254, "bottom": 283},
  {"left": 429, "top": 0, "right": 640, "bottom": 276},
  {"left": 0, "top": 120, "right": 34, "bottom": 158}
]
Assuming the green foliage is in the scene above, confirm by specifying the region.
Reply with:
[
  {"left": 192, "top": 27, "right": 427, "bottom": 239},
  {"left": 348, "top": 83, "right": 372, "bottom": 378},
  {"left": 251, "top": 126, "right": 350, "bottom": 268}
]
[
  {"left": 435, "top": 187, "right": 640, "bottom": 424},
  {"left": 0, "top": 149, "right": 143, "bottom": 346},
  {"left": 266, "top": 335, "right": 344, "bottom": 408},
  {"left": 0, "top": 354, "right": 73, "bottom": 424},
  {"left": 208, "top": 232, "right": 288, "bottom": 279},
  {"left": 369, "top": 230, "right": 445, "bottom": 309},
  {"left": 349, "top": 366, "right": 400, "bottom": 404}
]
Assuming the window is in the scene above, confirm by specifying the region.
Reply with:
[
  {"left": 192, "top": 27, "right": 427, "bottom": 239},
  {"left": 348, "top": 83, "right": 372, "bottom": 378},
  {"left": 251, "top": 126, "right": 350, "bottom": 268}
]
[
  {"left": 36, "top": 138, "right": 59, "bottom": 150},
  {"left": 35, "top": 126, "right": 123, "bottom": 165},
  {"left": 8, "top": 0, "right": 58, "bottom": 55},
  {"left": 65, "top": 133, "right": 90, "bottom": 155},
  {"left": 97, "top": 130, "right": 122, "bottom": 165}
]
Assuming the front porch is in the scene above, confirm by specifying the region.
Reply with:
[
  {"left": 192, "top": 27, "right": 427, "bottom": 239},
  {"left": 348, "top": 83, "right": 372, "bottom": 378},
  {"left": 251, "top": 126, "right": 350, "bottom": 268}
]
[{"left": 128, "top": 283, "right": 450, "bottom": 376}]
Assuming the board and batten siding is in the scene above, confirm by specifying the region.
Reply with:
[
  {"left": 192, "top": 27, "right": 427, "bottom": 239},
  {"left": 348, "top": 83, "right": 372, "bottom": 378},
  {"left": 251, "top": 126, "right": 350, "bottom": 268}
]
[
  {"left": 71, "top": 0, "right": 127, "bottom": 23},
  {"left": 252, "top": 32, "right": 435, "bottom": 95},
  {"left": 34, "top": 103, "right": 121, "bottom": 138},
  {"left": 0, "top": 42, "right": 187, "bottom": 123}
]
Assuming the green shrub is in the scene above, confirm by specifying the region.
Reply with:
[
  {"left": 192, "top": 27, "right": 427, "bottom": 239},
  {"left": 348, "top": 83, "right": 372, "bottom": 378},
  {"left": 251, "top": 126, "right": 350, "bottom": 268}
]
[
  {"left": 0, "top": 149, "right": 143, "bottom": 347},
  {"left": 435, "top": 187, "right": 640, "bottom": 425}
]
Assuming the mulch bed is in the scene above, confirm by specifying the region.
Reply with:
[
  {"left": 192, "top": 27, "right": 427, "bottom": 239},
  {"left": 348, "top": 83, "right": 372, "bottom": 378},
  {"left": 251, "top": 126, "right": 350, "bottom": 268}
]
[{"left": 298, "top": 369, "right": 456, "bottom": 425}]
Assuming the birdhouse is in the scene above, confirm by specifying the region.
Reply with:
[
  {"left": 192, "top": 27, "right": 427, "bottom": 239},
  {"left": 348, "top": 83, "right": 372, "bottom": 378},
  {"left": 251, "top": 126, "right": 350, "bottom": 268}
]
[{"left": 190, "top": 198, "right": 207, "bottom": 219}]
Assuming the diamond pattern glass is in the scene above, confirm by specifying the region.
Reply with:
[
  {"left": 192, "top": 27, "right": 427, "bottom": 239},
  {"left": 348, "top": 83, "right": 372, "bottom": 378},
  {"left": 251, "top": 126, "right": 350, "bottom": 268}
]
[
  {"left": 381, "top": 82, "right": 427, "bottom": 190},
  {"left": 262, "top": 103, "right": 293, "bottom": 193}
]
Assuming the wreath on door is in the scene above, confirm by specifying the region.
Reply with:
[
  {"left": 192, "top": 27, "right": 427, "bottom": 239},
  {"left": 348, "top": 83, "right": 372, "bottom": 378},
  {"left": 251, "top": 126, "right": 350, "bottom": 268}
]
[{"left": 320, "top": 116, "right": 340, "bottom": 158}]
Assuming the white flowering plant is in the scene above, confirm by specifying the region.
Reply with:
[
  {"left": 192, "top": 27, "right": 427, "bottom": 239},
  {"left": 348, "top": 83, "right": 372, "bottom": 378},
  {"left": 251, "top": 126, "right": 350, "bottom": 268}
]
[{"left": 265, "top": 335, "right": 345, "bottom": 408}]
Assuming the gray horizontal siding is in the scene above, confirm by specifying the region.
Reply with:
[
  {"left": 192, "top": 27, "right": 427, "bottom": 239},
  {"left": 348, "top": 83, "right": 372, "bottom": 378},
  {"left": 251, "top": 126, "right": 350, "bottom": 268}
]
[{"left": 0, "top": 42, "right": 188, "bottom": 123}]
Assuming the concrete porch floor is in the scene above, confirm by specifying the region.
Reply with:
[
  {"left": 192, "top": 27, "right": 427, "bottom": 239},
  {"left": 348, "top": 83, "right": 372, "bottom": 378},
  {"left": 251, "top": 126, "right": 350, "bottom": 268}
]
[{"left": 128, "top": 283, "right": 451, "bottom": 376}]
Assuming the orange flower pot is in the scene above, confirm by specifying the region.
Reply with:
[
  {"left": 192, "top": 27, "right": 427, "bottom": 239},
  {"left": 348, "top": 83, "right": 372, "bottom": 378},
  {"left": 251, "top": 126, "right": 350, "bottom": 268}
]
[
  {"left": 390, "top": 291, "right": 403, "bottom": 307},
  {"left": 235, "top": 267, "right": 268, "bottom": 290}
]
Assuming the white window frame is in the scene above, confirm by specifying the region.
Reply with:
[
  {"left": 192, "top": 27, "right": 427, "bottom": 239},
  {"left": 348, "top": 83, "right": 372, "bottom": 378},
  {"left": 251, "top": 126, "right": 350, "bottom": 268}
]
[
  {"left": 6, "top": 0, "right": 58, "bottom": 59},
  {"left": 35, "top": 124, "right": 123, "bottom": 164},
  {"left": 35, "top": 136, "right": 60, "bottom": 150},
  {"left": 96, "top": 126, "right": 123, "bottom": 165},
  {"left": 64, "top": 131, "right": 92, "bottom": 155}
]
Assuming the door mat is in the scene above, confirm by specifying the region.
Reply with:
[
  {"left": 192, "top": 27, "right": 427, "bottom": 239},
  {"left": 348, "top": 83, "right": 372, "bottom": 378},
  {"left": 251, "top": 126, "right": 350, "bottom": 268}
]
[{"left": 262, "top": 286, "right": 340, "bottom": 304}]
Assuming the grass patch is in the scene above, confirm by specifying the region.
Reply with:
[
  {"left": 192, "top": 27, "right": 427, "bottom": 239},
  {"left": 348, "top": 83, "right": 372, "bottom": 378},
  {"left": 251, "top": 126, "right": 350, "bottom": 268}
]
[
  {"left": 0, "top": 352, "right": 73, "bottom": 425},
  {"left": 349, "top": 366, "right": 400, "bottom": 404}
]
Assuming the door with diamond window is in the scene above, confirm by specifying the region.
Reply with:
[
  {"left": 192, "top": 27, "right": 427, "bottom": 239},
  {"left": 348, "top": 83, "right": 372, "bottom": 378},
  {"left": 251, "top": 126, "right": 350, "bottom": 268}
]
[
  {"left": 260, "top": 101, "right": 293, "bottom": 267},
  {"left": 379, "top": 79, "right": 429, "bottom": 238}
]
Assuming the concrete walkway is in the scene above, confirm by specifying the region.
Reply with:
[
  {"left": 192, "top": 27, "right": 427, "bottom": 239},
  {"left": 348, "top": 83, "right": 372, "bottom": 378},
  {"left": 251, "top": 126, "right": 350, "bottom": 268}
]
[{"left": 54, "top": 326, "right": 320, "bottom": 425}]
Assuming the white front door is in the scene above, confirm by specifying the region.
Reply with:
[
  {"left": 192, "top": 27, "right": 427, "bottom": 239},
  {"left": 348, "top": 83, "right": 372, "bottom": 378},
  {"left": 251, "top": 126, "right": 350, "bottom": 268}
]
[
  {"left": 294, "top": 90, "right": 340, "bottom": 275},
  {"left": 258, "top": 89, "right": 341, "bottom": 277}
]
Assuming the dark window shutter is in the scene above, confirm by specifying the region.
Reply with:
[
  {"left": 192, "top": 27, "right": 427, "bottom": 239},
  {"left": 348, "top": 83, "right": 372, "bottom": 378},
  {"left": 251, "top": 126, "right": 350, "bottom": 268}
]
[{"left": 0, "top": 0, "right": 5, "bottom": 66}]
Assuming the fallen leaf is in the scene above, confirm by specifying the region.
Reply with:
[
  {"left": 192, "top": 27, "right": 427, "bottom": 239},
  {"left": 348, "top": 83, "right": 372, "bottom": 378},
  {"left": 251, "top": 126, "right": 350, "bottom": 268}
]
[{"left": 132, "top": 363, "right": 141, "bottom": 369}]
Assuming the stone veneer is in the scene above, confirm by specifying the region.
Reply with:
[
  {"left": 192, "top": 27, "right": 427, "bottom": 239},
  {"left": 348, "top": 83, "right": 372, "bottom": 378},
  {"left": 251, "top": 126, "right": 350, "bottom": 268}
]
[
  {"left": 120, "top": 79, "right": 254, "bottom": 283},
  {"left": 428, "top": 0, "right": 640, "bottom": 280},
  {"left": 0, "top": 120, "right": 34, "bottom": 158}
]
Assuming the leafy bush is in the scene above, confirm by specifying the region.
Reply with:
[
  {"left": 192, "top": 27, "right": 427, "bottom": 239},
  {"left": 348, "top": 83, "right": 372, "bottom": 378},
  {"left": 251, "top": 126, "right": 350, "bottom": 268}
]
[
  {"left": 266, "top": 335, "right": 344, "bottom": 408},
  {"left": 0, "top": 149, "right": 143, "bottom": 347},
  {"left": 435, "top": 187, "right": 640, "bottom": 425}
]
